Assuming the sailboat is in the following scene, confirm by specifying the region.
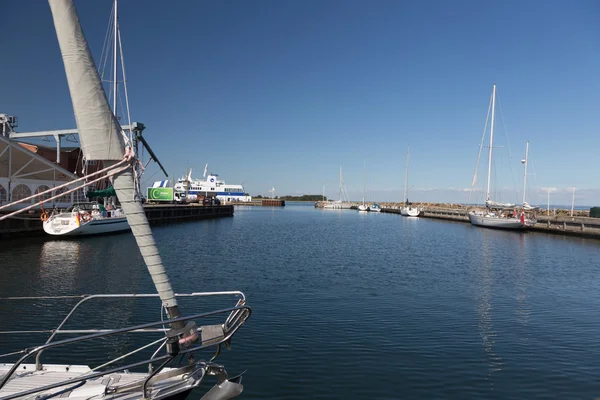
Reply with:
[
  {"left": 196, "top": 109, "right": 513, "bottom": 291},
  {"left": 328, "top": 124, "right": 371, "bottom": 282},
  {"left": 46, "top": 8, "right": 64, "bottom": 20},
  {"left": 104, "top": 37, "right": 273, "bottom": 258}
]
[
  {"left": 0, "top": 1, "right": 250, "bottom": 400},
  {"left": 400, "top": 145, "right": 420, "bottom": 217},
  {"left": 468, "top": 85, "right": 533, "bottom": 230},
  {"left": 323, "top": 167, "right": 352, "bottom": 209},
  {"left": 357, "top": 160, "right": 368, "bottom": 212}
]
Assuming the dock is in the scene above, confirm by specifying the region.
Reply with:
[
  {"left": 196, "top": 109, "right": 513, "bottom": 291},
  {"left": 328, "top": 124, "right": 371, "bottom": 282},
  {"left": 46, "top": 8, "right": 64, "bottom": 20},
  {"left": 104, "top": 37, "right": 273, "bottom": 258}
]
[
  {"left": 0, "top": 204, "right": 234, "bottom": 239},
  {"left": 226, "top": 199, "right": 285, "bottom": 207},
  {"left": 382, "top": 207, "right": 600, "bottom": 239}
]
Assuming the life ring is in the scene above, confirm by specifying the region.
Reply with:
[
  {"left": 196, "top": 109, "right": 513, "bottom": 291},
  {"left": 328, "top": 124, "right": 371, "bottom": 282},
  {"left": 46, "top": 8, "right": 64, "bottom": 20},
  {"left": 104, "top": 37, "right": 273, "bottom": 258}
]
[
  {"left": 81, "top": 212, "right": 92, "bottom": 222},
  {"left": 40, "top": 212, "right": 49, "bottom": 222}
]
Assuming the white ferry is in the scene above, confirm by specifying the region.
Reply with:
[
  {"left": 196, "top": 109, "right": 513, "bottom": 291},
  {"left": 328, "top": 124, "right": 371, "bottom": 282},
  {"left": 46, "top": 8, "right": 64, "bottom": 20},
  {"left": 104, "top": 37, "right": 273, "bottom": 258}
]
[{"left": 174, "top": 167, "right": 252, "bottom": 203}]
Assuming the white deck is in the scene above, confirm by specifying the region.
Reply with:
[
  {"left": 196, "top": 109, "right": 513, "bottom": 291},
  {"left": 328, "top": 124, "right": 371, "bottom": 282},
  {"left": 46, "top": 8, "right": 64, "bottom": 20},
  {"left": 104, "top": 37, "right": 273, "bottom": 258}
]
[{"left": 0, "top": 363, "right": 203, "bottom": 400}]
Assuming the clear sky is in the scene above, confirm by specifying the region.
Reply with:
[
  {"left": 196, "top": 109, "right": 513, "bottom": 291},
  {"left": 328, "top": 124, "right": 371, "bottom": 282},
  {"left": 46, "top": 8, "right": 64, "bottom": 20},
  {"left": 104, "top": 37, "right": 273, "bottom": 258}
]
[{"left": 3, "top": 0, "right": 600, "bottom": 205}]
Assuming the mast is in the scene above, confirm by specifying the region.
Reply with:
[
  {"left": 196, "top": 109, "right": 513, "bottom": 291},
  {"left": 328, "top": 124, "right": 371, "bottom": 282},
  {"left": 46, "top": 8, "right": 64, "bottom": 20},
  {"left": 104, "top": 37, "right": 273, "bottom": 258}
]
[
  {"left": 112, "top": 0, "right": 118, "bottom": 117},
  {"left": 486, "top": 84, "right": 496, "bottom": 202},
  {"left": 49, "top": 0, "right": 184, "bottom": 326},
  {"left": 339, "top": 166, "right": 342, "bottom": 202},
  {"left": 404, "top": 145, "right": 410, "bottom": 204},
  {"left": 521, "top": 141, "right": 529, "bottom": 205},
  {"left": 362, "top": 159, "right": 366, "bottom": 205}
]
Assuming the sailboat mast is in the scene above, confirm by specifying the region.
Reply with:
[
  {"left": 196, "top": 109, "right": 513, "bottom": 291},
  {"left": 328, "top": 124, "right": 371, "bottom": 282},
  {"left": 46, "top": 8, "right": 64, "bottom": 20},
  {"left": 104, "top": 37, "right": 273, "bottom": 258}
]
[
  {"left": 486, "top": 84, "right": 496, "bottom": 201},
  {"left": 404, "top": 145, "right": 409, "bottom": 203},
  {"left": 112, "top": 0, "right": 118, "bottom": 116},
  {"left": 339, "top": 166, "right": 342, "bottom": 202},
  {"left": 49, "top": 0, "right": 184, "bottom": 326},
  {"left": 363, "top": 159, "right": 366, "bottom": 204},
  {"left": 522, "top": 141, "right": 529, "bottom": 205}
]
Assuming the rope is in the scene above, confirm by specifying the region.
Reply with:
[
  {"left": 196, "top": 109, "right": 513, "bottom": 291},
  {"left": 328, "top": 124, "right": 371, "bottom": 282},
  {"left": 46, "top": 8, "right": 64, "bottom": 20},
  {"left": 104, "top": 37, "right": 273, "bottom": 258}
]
[
  {"left": 0, "top": 148, "right": 135, "bottom": 222},
  {"left": 0, "top": 158, "right": 128, "bottom": 212},
  {"left": 0, "top": 164, "right": 130, "bottom": 222}
]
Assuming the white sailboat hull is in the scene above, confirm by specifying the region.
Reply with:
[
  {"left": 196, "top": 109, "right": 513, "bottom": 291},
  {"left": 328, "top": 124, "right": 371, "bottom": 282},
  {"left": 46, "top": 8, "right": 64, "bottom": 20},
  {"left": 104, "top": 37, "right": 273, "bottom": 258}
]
[
  {"left": 400, "top": 207, "right": 420, "bottom": 217},
  {"left": 357, "top": 204, "right": 368, "bottom": 212},
  {"left": 323, "top": 201, "right": 352, "bottom": 209},
  {"left": 369, "top": 206, "right": 381, "bottom": 212},
  {"left": 468, "top": 212, "right": 526, "bottom": 230},
  {"left": 43, "top": 213, "right": 130, "bottom": 236}
]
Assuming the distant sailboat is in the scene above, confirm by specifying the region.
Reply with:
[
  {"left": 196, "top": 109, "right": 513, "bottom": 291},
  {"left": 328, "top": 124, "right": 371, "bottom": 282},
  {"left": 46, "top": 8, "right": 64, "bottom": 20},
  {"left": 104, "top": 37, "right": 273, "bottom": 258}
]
[
  {"left": 323, "top": 167, "right": 352, "bottom": 209},
  {"left": 400, "top": 145, "right": 420, "bottom": 217},
  {"left": 358, "top": 160, "right": 368, "bottom": 212},
  {"left": 468, "top": 85, "right": 535, "bottom": 230}
]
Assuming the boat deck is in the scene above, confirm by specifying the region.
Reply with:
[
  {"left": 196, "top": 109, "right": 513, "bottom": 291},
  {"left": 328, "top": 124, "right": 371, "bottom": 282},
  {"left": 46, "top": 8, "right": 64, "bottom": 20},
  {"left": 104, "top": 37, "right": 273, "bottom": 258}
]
[{"left": 0, "top": 363, "right": 200, "bottom": 400}]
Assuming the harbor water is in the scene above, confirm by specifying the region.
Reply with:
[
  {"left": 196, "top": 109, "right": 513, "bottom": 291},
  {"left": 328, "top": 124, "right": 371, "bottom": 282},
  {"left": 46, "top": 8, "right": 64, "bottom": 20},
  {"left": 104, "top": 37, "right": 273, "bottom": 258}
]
[{"left": 1, "top": 202, "right": 600, "bottom": 399}]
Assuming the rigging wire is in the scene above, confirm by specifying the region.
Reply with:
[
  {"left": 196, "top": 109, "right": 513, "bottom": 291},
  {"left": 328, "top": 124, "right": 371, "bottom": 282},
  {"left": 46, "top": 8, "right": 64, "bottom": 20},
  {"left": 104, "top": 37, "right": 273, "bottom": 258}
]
[
  {"left": 469, "top": 90, "right": 493, "bottom": 204},
  {"left": 497, "top": 96, "right": 520, "bottom": 205}
]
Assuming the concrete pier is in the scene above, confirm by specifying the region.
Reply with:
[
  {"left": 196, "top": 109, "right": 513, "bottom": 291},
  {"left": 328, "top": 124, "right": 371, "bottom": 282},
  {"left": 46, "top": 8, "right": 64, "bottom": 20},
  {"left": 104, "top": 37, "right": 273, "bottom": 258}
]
[
  {"left": 226, "top": 199, "right": 285, "bottom": 207},
  {"left": 383, "top": 207, "right": 600, "bottom": 239}
]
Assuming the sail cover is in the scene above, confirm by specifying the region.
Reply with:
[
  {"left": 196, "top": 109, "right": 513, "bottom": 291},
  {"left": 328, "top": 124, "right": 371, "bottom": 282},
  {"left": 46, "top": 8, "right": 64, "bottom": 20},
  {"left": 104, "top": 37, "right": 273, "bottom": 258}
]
[
  {"left": 49, "top": 0, "right": 179, "bottom": 310},
  {"left": 49, "top": 0, "right": 124, "bottom": 161}
]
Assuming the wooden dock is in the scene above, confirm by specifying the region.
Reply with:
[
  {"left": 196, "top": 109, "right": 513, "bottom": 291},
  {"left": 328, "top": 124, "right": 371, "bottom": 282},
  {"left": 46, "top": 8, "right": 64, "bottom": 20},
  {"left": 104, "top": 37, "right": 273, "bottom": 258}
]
[
  {"left": 383, "top": 207, "right": 600, "bottom": 239},
  {"left": 0, "top": 204, "right": 234, "bottom": 240}
]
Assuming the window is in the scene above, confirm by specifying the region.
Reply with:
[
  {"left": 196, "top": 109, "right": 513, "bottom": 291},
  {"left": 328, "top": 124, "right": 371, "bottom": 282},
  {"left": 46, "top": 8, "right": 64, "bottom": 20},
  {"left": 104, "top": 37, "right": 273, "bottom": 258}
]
[
  {"left": 74, "top": 188, "right": 87, "bottom": 203},
  {"left": 12, "top": 184, "right": 32, "bottom": 202},
  {"left": 55, "top": 187, "right": 71, "bottom": 203},
  {"left": 35, "top": 185, "right": 51, "bottom": 201}
]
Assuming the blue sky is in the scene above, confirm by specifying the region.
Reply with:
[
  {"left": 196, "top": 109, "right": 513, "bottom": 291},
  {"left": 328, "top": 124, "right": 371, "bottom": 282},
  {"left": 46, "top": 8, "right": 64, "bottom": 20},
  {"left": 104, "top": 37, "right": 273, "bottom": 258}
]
[{"left": 3, "top": 0, "right": 600, "bottom": 205}]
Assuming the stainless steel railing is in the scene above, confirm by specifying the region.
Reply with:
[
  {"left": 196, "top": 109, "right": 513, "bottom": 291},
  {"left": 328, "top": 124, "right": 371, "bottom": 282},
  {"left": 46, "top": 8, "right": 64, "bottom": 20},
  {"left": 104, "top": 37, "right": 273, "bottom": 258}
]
[{"left": 0, "top": 291, "right": 251, "bottom": 400}]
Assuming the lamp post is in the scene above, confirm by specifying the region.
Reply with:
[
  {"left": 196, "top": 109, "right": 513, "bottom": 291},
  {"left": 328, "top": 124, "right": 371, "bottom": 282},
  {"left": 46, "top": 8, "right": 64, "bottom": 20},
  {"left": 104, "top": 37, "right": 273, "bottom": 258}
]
[{"left": 570, "top": 186, "right": 575, "bottom": 217}]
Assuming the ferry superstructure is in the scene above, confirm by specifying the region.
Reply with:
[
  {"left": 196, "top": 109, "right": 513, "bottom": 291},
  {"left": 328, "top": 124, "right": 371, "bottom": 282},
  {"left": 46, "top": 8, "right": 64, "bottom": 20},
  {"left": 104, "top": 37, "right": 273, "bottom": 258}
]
[{"left": 174, "top": 168, "right": 251, "bottom": 202}]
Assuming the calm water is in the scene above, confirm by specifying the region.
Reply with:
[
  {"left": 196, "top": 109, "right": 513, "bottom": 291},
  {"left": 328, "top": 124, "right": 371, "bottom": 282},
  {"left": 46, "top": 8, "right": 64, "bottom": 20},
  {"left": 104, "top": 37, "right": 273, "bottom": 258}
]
[{"left": 2, "top": 202, "right": 600, "bottom": 399}]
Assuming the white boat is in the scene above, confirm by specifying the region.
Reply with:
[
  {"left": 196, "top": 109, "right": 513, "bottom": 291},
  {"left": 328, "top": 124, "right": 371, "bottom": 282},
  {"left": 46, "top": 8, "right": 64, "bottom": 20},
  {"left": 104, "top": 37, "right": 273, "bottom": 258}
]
[
  {"left": 174, "top": 167, "right": 251, "bottom": 203},
  {"left": 401, "top": 207, "right": 420, "bottom": 217},
  {"left": 369, "top": 203, "right": 382, "bottom": 212},
  {"left": 400, "top": 145, "right": 420, "bottom": 217},
  {"left": 323, "top": 167, "right": 352, "bottom": 209},
  {"left": 0, "top": 2, "right": 250, "bottom": 399},
  {"left": 43, "top": 202, "right": 129, "bottom": 236},
  {"left": 468, "top": 85, "right": 533, "bottom": 230}
]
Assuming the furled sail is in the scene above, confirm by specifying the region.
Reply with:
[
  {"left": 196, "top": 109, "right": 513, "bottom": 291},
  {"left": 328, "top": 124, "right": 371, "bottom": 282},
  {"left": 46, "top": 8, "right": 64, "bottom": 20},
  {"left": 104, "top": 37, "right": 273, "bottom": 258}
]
[
  {"left": 49, "top": 0, "right": 179, "bottom": 314},
  {"left": 485, "top": 199, "right": 516, "bottom": 209}
]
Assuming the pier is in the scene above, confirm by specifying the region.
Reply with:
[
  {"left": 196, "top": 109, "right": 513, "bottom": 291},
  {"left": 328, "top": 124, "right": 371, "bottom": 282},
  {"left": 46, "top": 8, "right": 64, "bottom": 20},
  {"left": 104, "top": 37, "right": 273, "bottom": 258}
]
[
  {"left": 0, "top": 204, "right": 234, "bottom": 239},
  {"left": 226, "top": 199, "right": 285, "bottom": 207},
  {"left": 382, "top": 206, "right": 600, "bottom": 239}
]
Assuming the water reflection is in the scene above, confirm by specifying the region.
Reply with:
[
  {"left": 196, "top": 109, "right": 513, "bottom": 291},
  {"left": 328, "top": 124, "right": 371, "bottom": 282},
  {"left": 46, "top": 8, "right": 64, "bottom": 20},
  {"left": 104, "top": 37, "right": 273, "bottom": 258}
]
[
  {"left": 515, "top": 234, "right": 531, "bottom": 331},
  {"left": 38, "top": 240, "right": 82, "bottom": 293},
  {"left": 476, "top": 230, "right": 503, "bottom": 387}
]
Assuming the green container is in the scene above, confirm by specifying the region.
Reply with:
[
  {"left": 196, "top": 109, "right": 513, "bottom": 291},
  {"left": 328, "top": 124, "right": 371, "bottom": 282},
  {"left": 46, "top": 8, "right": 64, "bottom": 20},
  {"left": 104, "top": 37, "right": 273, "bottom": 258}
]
[
  {"left": 590, "top": 207, "right": 600, "bottom": 218},
  {"left": 147, "top": 187, "right": 173, "bottom": 201}
]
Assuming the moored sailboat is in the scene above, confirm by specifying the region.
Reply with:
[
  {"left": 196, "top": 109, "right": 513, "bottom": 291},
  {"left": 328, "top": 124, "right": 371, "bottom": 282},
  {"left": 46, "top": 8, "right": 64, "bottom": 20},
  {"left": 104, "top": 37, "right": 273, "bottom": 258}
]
[
  {"left": 468, "top": 85, "right": 535, "bottom": 230},
  {"left": 357, "top": 160, "right": 368, "bottom": 212},
  {"left": 323, "top": 167, "right": 352, "bottom": 209},
  {"left": 400, "top": 145, "right": 420, "bottom": 217},
  {"left": 0, "top": 1, "right": 250, "bottom": 400}
]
